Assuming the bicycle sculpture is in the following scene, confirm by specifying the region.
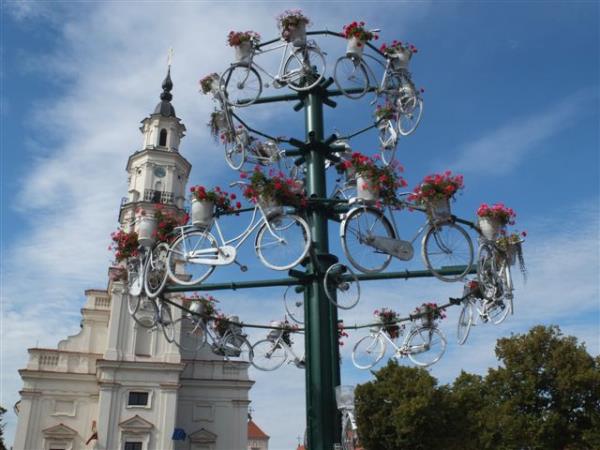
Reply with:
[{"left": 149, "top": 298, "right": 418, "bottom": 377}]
[
  {"left": 108, "top": 12, "right": 528, "bottom": 450},
  {"left": 251, "top": 319, "right": 305, "bottom": 371}
]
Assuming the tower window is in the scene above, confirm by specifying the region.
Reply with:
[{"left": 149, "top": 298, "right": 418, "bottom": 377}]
[{"left": 159, "top": 128, "right": 168, "bottom": 147}]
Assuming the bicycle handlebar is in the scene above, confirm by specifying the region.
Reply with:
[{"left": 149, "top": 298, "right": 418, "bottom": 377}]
[{"left": 229, "top": 181, "right": 249, "bottom": 188}]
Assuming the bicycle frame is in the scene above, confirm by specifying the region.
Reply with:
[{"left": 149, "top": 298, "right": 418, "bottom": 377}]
[
  {"left": 249, "top": 41, "right": 295, "bottom": 83},
  {"left": 266, "top": 333, "right": 305, "bottom": 367},
  {"left": 173, "top": 204, "right": 287, "bottom": 265}
]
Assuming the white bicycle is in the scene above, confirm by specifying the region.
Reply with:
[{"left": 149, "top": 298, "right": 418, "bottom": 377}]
[
  {"left": 352, "top": 319, "right": 447, "bottom": 368},
  {"left": 166, "top": 185, "right": 311, "bottom": 286},
  {"left": 340, "top": 197, "right": 474, "bottom": 281},
  {"left": 251, "top": 320, "right": 305, "bottom": 371}
]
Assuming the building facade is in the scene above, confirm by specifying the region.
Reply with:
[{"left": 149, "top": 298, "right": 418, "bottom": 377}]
[{"left": 13, "top": 70, "right": 255, "bottom": 450}]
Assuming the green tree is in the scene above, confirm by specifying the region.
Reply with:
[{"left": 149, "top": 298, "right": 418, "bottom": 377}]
[
  {"left": 353, "top": 325, "right": 600, "bottom": 450},
  {"left": 481, "top": 325, "right": 600, "bottom": 449},
  {"left": 355, "top": 362, "right": 452, "bottom": 450}
]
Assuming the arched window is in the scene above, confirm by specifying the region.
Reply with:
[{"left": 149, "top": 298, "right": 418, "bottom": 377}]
[{"left": 159, "top": 128, "right": 168, "bottom": 147}]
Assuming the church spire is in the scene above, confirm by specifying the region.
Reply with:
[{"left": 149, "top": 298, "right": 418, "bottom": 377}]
[{"left": 154, "top": 54, "right": 176, "bottom": 117}]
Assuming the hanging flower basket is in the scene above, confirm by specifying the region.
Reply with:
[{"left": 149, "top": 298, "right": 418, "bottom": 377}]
[
  {"left": 191, "top": 199, "right": 214, "bottom": 227},
  {"left": 391, "top": 47, "right": 412, "bottom": 70},
  {"left": 342, "top": 21, "right": 378, "bottom": 58},
  {"left": 477, "top": 203, "right": 516, "bottom": 240},
  {"left": 199, "top": 73, "right": 220, "bottom": 95},
  {"left": 413, "top": 302, "right": 446, "bottom": 328},
  {"left": 426, "top": 197, "right": 451, "bottom": 222},
  {"left": 258, "top": 194, "right": 284, "bottom": 217},
  {"left": 346, "top": 36, "right": 366, "bottom": 58},
  {"left": 478, "top": 216, "right": 503, "bottom": 240},
  {"left": 234, "top": 41, "right": 253, "bottom": 62},
  {"left": 380, "top": 41, "right": 418, "bottom": 71},
  {"left": 137, "top": 216, "right": 157, "bottom": 247},
  {"left": 227, "top": 30, "right": 259, "bottom": 63},
  {"left": 356, "top": 175, "right": 379, "bottom": 202},
  {"left": 278, "top": 10, "right": 310, "bottom": 46}
]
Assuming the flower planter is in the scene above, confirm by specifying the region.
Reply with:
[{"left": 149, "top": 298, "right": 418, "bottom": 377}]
[
  {"left": 420, "top": 316, "right": 435, "bottom": 328},
  {"left": 191, "top": 199, "right": 214, "bottom": 227},
  {"left": 390, "top": 48, "right": 412, "bottom": 71},
  {"left": 206, "top": 74, "right": 220, "bottom": 94},
  {"left": 234, "top": 41, "right": 253, "bottom": 63},
  {"left": 268, "top": 320, "right": 283, "bottom": 341},
  {"left": 504, "top": 241, "right": 522, "bottom": 266},
  {"left": 258, "top": 195, "right": 283, "bottom": 217},
  {"left": 478, "top": 216, "right": 503, "bottom": 240},
  {"left": 426, "top": 197, "right": 451, "bottom": 222},
  {"left": 356, "top": 175, "right": 379, "bottom": 202},
  {"left": 214, "top": 112, "right": 228, "bottom": 130},
  {"left": 283, "top": 22, "right": 306, "bottom": 46},
  {"left": 346, "top": 37, "right": 366, "bottom": 58},
  {"left": 137, "top": 217, "right": 157, "bottom": 247}
]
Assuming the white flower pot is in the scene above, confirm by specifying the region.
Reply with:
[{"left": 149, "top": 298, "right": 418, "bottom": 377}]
[
  {"left": 390, "top": 48, "right": 412, "bottom": 70},
  {"left": 258, "top": 195, "right": 283, "bottom": 217},
  {"left": 283, "top": 22, "right": 306, "bottom": 46},
  {"left": 427, "top": 197, "right": 451, "bottom": 222},
  {"left": 191, "top": 199, "right": 214, "bottom": 227},
  {"left": 478, "top": 216, "right": 503, "bottom": 240},
  {"left": 234, "top": 41, "right": 253, "bottom": 62},
  {"left": 137, "top": 217, "right": 157, "bottom": 247},
  {"left": 346, "top": 37, "right": 366, "bottom": 58},
  {"left": 207, "top": 74, "right": 220, "bottom": 94},
  {"left": 356, "top": 175, "right": 379, "bottom": 202},
  {"left": 214, "top": 112, "right": 228, "bottom": 130}
]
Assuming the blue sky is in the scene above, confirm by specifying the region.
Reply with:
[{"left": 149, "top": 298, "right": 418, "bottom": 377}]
[{"left": 1, "top": 2, "right": 598, "bottom": 449}]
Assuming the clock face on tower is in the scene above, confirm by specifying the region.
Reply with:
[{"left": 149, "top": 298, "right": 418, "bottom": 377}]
[{"left": 153, "top": 166, "right": 166, "bottom": 178}]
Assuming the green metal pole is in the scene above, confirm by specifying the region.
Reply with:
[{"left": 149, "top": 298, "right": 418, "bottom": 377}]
[{"left": 304, "top": 89, "right": 340, "bottom": 450}]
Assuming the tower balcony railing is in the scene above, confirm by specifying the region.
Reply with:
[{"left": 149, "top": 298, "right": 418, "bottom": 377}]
[{"left": 144, "top": 189, "right": 174, "bottom": 204}]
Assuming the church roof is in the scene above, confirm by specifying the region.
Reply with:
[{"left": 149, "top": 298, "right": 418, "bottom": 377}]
[
  {"left": 153, "top": 67, "right": 176, "bottom": 117},
  {"left": 247, "top": 419, "right": 269, "bottom": 439}
]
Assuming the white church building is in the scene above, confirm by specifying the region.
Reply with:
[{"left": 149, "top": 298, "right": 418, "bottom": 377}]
[{"left": 13, "top": 70, "right": 263, "bottom": 450}]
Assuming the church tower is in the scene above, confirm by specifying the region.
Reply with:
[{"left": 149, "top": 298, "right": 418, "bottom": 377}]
[
  {"left": 119, "top": 67, "right": 191, "bottom": 232},
  {"left": 12, "top": 69, "right": 254, "bottom": 450}
]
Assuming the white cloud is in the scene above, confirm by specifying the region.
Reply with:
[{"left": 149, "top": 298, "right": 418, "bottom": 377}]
[{"left": 447, "top": 87, "right": 597, "bottom": 175}]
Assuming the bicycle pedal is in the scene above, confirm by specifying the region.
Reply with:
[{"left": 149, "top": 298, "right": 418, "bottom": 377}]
[{"left": 240, "top": 265, "right": 248, "bottom": 272}]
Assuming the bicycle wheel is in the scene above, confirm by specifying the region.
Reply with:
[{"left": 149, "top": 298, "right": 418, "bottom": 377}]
[
  {"left": 333, "top": 56, "right": 369, "bottom": 99},
  {"left": 397, "top": 96, "right": 423, "bottom": 136},
  {"left": 457, "top": 300, "right": 474, "bottom": 345},
  {"left": 282, "top": 46, "right": 326, "bottom": 91},
  {"left": 251, "top": 339, "right": 288, "bottom": 371},
  {"left": 477, "top": 243, "right": 502, "bottom": 300},
  {"left": 324, "top": 263, "right": 360, "bottom": 310},
  {"left": 352, "top": 334, "right": 385, "bottom": 369},
  {"left": 172, "top": 317, "right": 208, "bottom": 351},
  {"left": 406, "top": 326, "right": 446, "bottom": 367},
  {"left": 421, "top": 222, "right": 474, "bottom": 282},
  {"left": 127, "top": 256, "right": 144, "bottom": 297},
  {"left": 220, "top": 333, "right": 253, "bottom": 362},
  {"left": 341, "top": 207, "right": 395, "bottom": 274},
  {"left": 342, "top": 415, "right": 358, "bottom": 450},
  {"left": 159, "top": 302, "right": 175, "bottom": 343},
  {"left": 284, "top": 286, "right": 305, "bottom": 324},
  {"left": 255, "top": 214, "right": 311, "bottom": 270},
  {"left": 143, "top": 243, "right": 170, "bottom": 298},
  {"left": 131, "top": 295, "right": 158, "bottom": 329},
  {"left": 167, "top": 230, "right": 218, "bottom": 286},
  {"left": 224, "top": 132, "right": 246, "bottom": 171},
  {"left": 378, "top": 120, "right": 398, "bottom": 166},
  {"left": 485, "top": 299, "right": 511, "bottom": 325},
  {"left": 220, "top": 64, "right": 262, "bottom": 107}
]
